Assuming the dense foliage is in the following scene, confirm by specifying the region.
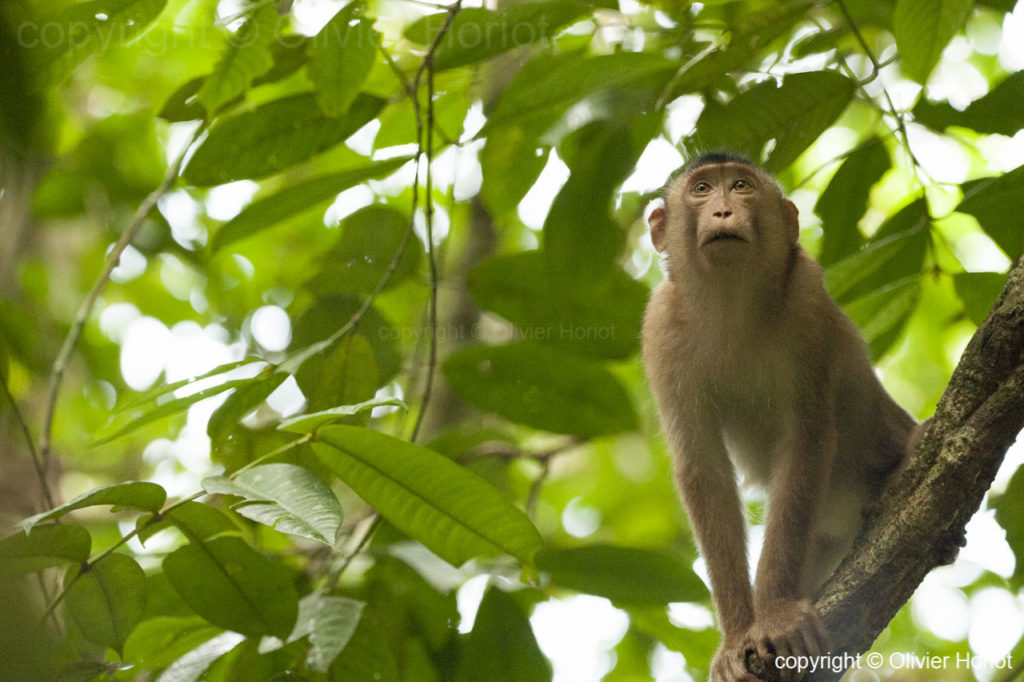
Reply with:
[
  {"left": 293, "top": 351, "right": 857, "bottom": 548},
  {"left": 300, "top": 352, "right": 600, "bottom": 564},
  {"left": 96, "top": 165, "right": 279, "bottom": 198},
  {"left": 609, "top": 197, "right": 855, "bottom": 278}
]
[{"left": 1, "top": 0, "right": 1023, "bottom": 680}]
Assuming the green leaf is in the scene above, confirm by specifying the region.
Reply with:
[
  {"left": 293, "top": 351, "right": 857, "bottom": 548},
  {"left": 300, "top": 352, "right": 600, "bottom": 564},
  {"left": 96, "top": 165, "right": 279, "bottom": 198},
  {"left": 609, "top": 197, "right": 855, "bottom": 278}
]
[
  {"left": 278, "top": 397, "right": 407, "bottom": 433},
  {"left": 443, "top": 342, "right": 637, "bottom": 437},
  {"left": 96, "top": 376, "right": 263, "bottom": 446},
  {"left": 328, "top": 614, "right": 399, "bottom": 681},
  {"left": 824, "top": 201, "right": 930, "bottom": 302},
  {"left": 842, "top": 277, "right": 921, "bottom": 359},
  {"left": 913, "top": 72, "right": 1024, "bottom": 136},
  {"left": 536, "top": 545, "right": 706, "bottom": 605},
  {"left": 306, "top": 204, "right": 423, "bottom": 294},
  {"left": 142, "top": 500, "right": 240, "bottom": 544},
  {"left": 164, "top": 536, "right": 298, "bottom": 638},
  {"left": 310, "top": 2, "right": 380, "bottom": 117},
  {"left": 994, "top": 465, "right": 1024, "bottom": 589},
  {"left": 893, "top": 0, "right": 972, "bottom": 83},
  {"left": 455, "top": 586, "right": 550, "bottom": 682},
  {"left": 814, "top": 139, "right": 890, "bottom": 266},
  {"left": 207, "top": 372, "right": 288, "bottom": 448},
  {"left": 183, "top": 92, "right": 386, "bottom": 186},
  {"left": 32, "top": 0, "right": 168, "bottom": 83},
  {"left": 688, "top": 71, "right": 856, "bottom": 171},
  {"left": 20, "top": 482, "right": 166, "bottom": 531},
  {"left": 117, "top": 359, "right": 260, "bottom": 411},
  {"left": 66, "top": 553, "right": 147, "bottom": 654},
  {"left": 294, "top": 334, "right": 379, "bottom": 412},
  {"left": 487, "top": 52, "right": 677, "bottom": 130},
  {"left": 202, "top": 463, "right": 343, "bottom": 545},
  {"left": 956, "top": 164, "right": 1024, "bottom": 258},
  {"left": 954, "top": 272, "right": 1007, "bottom": 326},
  {"left": 156, "top": 631, "right": 245, "bottom": 682},
  {"left": 468, "top": 252, "right": 648, "bottom": 359},
  {"left": 197, "top": 5, "right": 276, "bottom": 113},
  {"left": 544, "top": 118, "right": 656, "bottom": 285},
  {"left": 313, "top": 425, "right": 543, "bottom": 566},
  {"left": 0, "top": 524, "right": 90, "bottom": 574},
  {"left": 479, "top": 128, "right": 547, "bottom": 219},
  {"left": 278, "top": 592, "right": 363, "bottom": 672},
  {"left": 404, "top": 2, "right": 590, "bottom": 70},
  {"left": 211, "top": 157, "right": 411, "bottom": 252},
  {"left": 123, "top": 616, "right": 222, "bottom": 672}
]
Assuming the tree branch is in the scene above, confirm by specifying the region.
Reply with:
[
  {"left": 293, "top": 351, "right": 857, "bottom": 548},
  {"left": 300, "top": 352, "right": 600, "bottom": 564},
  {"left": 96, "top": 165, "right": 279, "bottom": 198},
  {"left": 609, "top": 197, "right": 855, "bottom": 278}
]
[{"left": 802, "top": 255, "right": 1024, "bottom": 680}]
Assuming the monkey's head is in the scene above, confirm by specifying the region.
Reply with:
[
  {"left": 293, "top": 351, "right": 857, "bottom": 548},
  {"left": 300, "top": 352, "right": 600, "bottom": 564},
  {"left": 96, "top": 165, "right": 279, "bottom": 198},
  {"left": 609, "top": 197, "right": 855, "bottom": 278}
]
[{"left": 648, "top": 153, "right": 799, "bottom": 276}]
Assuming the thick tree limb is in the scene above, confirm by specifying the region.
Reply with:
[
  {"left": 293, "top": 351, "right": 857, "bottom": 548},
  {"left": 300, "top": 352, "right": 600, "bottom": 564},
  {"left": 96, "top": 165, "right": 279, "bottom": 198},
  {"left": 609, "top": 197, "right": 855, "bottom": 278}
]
[{"left": 801, "top": 255, "right": 1024, "bottom": 680}]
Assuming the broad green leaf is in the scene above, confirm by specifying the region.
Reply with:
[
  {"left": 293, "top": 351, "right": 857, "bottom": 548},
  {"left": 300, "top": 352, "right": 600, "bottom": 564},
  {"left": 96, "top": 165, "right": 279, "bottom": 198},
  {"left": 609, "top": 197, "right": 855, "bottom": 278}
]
[
  {"left": 307, "top": 204, "right": 423, "bottom": 294},
  {"left": 66, "top": 553, "right": 147, "bottom": 654},
  {"left": 291, "top": 296, "right": 402, "bottom": 382},
  {"left": 21, "top": 482, "right": 166, "bottom": 531},
  {"left": 443, "top": 342, "right": 637, "bottom": 438},
  {"left": 913, "top": 72, "right": 1024, "bottom": 136},
  {"left": 842, "top": 278, "right": 921, "bottom": 359},
  {"left": 159, "top": 39, "right": 311, "bottom": 122},
  {"left": 404, "top": 2, "right": 590, "bottom": 70},
  {"left": 824, "top": 201, "right": 930, "bottom": 303},
  {"left": 95, "top": 376, "right": 262, "bottom": 445},
  {"left": 140, "top": 500, "right": 239, "bottom": 544},
  {"left": 956, "top": 164, "right": 1024, "bottom": 258},
  {"left": 536, "top": 545, "right": 706, "bottom": 605},
  {"left": 197, "top": 5, "right": 276, "bottom": 113},
  {"left": 278, "top": 397, "right": 407, "bottom": 433},
  {"left": 123, "top": 617, "right": 222, "bottom": 672},
  {"left": 954, "top": 272, "right": 1007, "bottom": 326},
  {"left": 155, "top": 632, "right": 244, "bottom": 682},
  {"left": 211, "top": 157, "right": 411, "bottom": 252},
  {"left": 468, "top": 252, "right": 648, "bottom": 359},
  {"left": 328, "top": 614, "right": 399, "bottom": 682},
  {"left": 295, "top": 334, "right": 379, "bottom": 412},
  {"left": 117, "top": 359, "right": 261, "bottom": 411},
  {"left": 313, "top": 425, "right": 544, "bottom": 566},
  {"left": 993, "top": 465, "right": 1024, "bottom": 588},
  {"left": 455, "top": 586, "right": 550, "bottom": 682},
  {"left": 688, "top": 71, "right": 855, "bottom": 171},
  {"left": 164, "top": 536, "right": 298, "bottom": 638},
  {"left": 310, "top": 2, "right": 380, "bottom": 117},
  {"left": 282, "top": 592, "right": 364, "bottom": 672},
  {"left": 479, "top": 128, "right": 547, "bottom": 219},
  {"left": 207, "top": 372, "right": 288, "bottom": 449},
  {"left": 815, "top": 139, "right": 890, "bottom": 266},
  {"left": 486, "top": 52, "right": 678, "bottom": 130},
  {"left": 183, "top": 92, "right": 386, "bottom": 186},
  {"left": 894, "top": 0, "right": 972, "bottom": 83},
  {"left": 32, "top": 0, "right": 168, "bottom": 83},
  {"left": 544, "top": 118, "right": 656, "bottom": 285},
  {"left": 202, "top": 463, "right": 343, "bottom": 545},
  {"left": 0, "top": 524, "right": 90, "bottom": 574}
]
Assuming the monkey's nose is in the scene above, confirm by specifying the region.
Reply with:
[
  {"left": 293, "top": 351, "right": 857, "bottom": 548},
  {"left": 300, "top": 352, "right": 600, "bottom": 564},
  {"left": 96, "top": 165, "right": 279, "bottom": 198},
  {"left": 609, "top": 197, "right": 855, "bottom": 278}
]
[{"left": 713, "top": 209, "right": 733, "bottom": 218}]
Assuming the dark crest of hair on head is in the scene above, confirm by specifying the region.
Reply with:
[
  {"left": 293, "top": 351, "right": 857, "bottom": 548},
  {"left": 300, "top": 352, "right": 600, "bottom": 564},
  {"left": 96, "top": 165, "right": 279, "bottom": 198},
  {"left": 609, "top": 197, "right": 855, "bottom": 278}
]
[{"left": 683, "top": 151, "right": 757, "bottom": 174}]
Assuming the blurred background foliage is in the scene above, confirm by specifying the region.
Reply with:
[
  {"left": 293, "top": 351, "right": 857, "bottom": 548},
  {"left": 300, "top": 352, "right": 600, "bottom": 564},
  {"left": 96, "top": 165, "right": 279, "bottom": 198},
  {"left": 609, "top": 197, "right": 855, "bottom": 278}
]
[{"left": 1, "top": 0, "right": 1024, "bottom": 680}]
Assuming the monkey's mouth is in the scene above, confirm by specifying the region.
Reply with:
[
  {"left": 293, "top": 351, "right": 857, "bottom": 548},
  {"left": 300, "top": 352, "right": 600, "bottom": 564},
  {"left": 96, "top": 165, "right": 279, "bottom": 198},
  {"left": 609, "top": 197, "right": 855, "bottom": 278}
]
[{"left": 702, "top": 230, "right": 747, "bottom": 247}]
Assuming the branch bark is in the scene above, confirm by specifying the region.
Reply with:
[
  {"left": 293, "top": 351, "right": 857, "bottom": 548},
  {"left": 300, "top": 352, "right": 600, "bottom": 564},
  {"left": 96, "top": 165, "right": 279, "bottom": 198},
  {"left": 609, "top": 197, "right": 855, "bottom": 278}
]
[{"left": 802, "top": 255, "right": 1024, "bottom": 680}]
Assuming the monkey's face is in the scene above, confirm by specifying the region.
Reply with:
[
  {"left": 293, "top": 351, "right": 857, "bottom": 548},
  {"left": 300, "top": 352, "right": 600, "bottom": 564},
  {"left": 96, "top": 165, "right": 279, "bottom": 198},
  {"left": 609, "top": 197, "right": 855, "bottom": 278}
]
[{"left": 650, "top": 161, "right": 799, "bottom": 273}]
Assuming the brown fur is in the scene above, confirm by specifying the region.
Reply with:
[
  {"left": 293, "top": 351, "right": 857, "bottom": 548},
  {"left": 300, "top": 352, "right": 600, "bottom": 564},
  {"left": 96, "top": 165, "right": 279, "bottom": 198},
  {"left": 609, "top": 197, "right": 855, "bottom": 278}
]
[{"left": 642, "top": 156, "right": 914, "bottom": 680}]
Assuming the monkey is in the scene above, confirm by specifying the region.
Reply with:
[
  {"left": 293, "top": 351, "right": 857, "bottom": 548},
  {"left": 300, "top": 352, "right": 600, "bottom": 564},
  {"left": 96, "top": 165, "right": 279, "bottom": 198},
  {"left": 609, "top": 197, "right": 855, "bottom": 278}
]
[{"left": 641, "top": 153, "right": 915, "bottom": 681}]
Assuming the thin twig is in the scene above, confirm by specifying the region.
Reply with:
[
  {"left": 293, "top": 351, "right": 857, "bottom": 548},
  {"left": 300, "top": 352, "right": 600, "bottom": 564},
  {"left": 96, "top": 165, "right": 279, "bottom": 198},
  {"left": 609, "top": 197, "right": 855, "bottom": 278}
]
[
  {"left": 39, "top": 122, "right": 208, "bottom": 472},
  {"left": 0, "top": 368, "right": 53, "bottom": 507}
]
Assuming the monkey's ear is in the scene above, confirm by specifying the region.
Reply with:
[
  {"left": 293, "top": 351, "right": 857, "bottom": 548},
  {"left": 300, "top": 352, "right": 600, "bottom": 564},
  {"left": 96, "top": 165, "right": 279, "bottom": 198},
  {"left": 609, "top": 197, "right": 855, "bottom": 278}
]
[
  {"left": 649, "top": 205, "right": 668, "bottom": 252},
  {"left": 783, "top": 200, "right": 799, "bottom": 243}
]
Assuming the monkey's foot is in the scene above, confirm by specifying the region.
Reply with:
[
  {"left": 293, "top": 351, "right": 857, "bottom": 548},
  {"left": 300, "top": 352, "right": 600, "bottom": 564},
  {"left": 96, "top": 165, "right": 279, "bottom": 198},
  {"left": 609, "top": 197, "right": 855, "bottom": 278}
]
[
  {"left": 742, "top": 599, "right": 832, "bottom": 680},
  {"left": 710, "top": 639, "right": 761, "bottom": 682}
]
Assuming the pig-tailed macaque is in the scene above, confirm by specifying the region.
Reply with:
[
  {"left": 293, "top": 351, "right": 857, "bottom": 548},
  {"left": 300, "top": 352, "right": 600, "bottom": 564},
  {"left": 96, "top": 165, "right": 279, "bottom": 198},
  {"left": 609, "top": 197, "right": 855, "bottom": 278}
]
[{"left": 642, "top": 153, "right": 915, "bottom": 681}]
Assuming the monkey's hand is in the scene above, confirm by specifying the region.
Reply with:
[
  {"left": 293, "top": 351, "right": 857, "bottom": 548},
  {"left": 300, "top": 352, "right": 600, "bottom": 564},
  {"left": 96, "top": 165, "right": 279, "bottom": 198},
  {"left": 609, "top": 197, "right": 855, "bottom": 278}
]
[
  {"left": 710, "top": 638, "right": 760, "bottom": 682},
  {"left": 743, "top": 599, "right": 831, "bottom": 680}
]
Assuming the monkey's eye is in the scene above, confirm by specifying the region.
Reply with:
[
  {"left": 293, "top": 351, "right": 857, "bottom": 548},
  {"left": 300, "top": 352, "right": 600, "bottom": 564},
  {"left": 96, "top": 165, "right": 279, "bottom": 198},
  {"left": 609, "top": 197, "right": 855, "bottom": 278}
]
[
  {"left": 733, "top": 179, "right": 752, "bottom": 190},
  {"left": 692, "top": 181, "right": 712, "bottom": 193}
]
